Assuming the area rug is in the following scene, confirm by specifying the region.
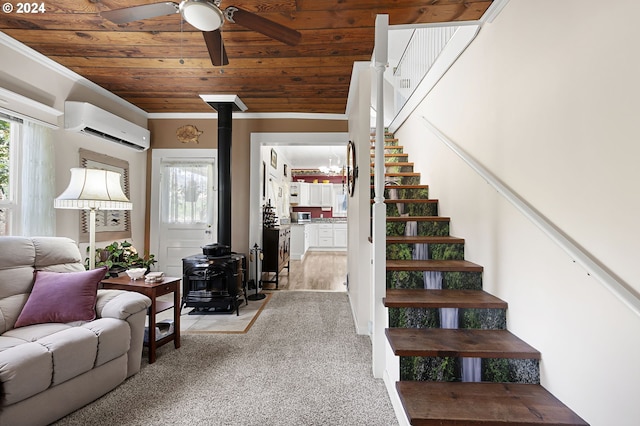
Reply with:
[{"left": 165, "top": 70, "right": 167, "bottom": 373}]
[{"left": 155, "top": 292, "right": 272, "bottom": 334}]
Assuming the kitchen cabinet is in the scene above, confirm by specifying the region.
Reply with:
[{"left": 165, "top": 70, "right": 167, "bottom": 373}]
[
  {"left": 307, "top": 223, "right": 319, "bottom": 247},
  {"left": 333, "top": 223, "right": 347, "bottom": 248},
  {"left": 318, "top": 223, "right": 333, "bottom": 247},
  {"left": 321, "top": 184, "right": 333, "bottom": 207},
  {"left": 308, "top": 184, "right": 322, "bottom": 206},
  {"left": 304, "top": 183, "right": 333, "bottom": 207},
  {"left": 306, "top": 222, "right": 347, "bottom": 250},
  {"left": 290, "top": 182, "right": 309, "bottom": 206},
  {"left": 290, "top": 224, "right": 308, "bottom": 261}
]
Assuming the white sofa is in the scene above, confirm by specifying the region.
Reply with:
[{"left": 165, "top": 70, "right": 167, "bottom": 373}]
[{"left": 0, "top": 236, "right": 151, "bottom": 425}]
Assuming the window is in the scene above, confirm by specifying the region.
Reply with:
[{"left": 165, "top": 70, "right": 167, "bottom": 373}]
[
  {"left": 0, "top": 117, "right": 54, "bottom": 236},
  {"left": 0, "top": 119, "right": 15, "bottom": 236}
]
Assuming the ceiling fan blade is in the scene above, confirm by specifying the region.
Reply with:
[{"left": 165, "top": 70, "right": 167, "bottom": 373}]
[
  {"left": 203, "top": 30, "right": 229, "bottom": 66},
  {"left": 101, "top": 2, "right": 180, "bottom": 24},
  {"left": 226, "top": 6, "right": 301, "bottom": 46}
]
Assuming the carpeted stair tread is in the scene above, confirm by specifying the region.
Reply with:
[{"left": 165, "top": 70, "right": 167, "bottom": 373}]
[
  {"left": 386, "top": 328, "right": 541, "bottom": 359},
  {"left": 386, "top": 259, "right": 483, "bottom": 272},
  {"left": 387, "top": 235, "right": 464, "bottom": 244},
  {"left": 386, "top": 215, "right": 448, "bottom": 222},
  {"left": 384, "top": 288, "right": 508, "bottom": 309},
  {"left": 396, "top": 381, "right": 589, "bottom": 426}
]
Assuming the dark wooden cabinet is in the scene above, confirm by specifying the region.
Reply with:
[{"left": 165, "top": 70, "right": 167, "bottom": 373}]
[{"left": 262, "top": 226, "right": 290, "bottom": 289}]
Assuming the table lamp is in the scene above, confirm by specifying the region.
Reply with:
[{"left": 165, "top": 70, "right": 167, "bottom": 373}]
[{"left": 55, "top": 168, "right": 132, "bottom": 269}]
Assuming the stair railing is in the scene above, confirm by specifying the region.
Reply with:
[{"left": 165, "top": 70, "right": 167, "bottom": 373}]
[{"left": 420, "top": 115, "right": 640, "bottom": 317}]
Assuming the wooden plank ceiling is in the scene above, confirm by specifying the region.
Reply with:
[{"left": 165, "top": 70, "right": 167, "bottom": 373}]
[{"left": 0, "top": 0, "right": 493, "bottom": 114}]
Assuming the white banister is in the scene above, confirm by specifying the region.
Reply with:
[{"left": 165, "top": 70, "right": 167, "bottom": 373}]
[{"left": 421, "top": 116, "right": 640, "bottom": 317}]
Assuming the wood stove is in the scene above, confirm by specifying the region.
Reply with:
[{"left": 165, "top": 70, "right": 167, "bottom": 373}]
[
  {"left": 182, "top": 253, "right": 246, "bottom": 315},
  {"left": 181, "top": 96, "right": 250, "bottom": 315}
]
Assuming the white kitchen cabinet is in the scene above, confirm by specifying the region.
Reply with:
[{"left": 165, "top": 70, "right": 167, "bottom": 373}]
[
  {"left": 321, "top": 184, "right": 333, "bottom": 207},
  {"left": 308, "top": 184, "right": 322, "bottom": 206},
  {"left": 290, "top": 224, "right": 307, "bottom": 260},
  {"left": 333, "top": 223, "right": 347, "bottom": 248},
  {"left": 290, "top": 182, "right": 309, "bottom": 206},
  {"left": 306, "top": 183, "right": 333, "bottom": 207},
  {"left": 307, "top": 223, "right": 319, "bottom": 247},
  {"left": 318, "top": 223, "right": 333, "bottom": 247}
]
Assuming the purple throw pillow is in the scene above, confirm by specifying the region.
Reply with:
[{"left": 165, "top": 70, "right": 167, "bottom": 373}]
[{"left": 14, "top": 267, "right": 107, "bottom": 328}]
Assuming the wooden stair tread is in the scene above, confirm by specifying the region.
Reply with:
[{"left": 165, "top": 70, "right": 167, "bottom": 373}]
[
  {"left": 384, "top": 289, "right": 508, "bottom": 309},
  {"left": 371, "top": 162, "right": 415, "bottom": 167},
  {"left": 381, "top": 199, "right": 438, "bottom": 204},
  {"left": 371, "top": 172, "right": 420, "bottom": 177},
  {"left": 386, "top": 328, "right": 540, "bottom": 359},
  {"left": 376, "top": 145, "right": 404, "bottom": 150},
  {"left": 387, "top": 235, "right": 464, "bottom": 244},
  {"left": 387, "top": 259, "right": 483, "bottom": 272},
  {"left": 396, "top": 382, "right": 588, "bottom": 426},
  {"left": 371, "top": 184, "right": 429, "bottom": 189},
  {"left": 370, "top": 153, "right": 409, "bottom": 157},
  {"left": 386, "top": 216, "right": 449, "bottom": 222}
]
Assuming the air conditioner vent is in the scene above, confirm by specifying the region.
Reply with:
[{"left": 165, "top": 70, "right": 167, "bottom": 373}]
[{"left": 64, "top": 101, "right": 150, "bottom": 151}]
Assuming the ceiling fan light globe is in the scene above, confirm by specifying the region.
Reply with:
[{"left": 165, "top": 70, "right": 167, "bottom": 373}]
[{"left": 180, "top": 0, "right": 224, "bottom": 32}]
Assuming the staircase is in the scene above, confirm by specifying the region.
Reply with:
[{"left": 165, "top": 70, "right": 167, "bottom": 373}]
[{"left": 370, "top": 132, "right": 588, "bottom": 425}]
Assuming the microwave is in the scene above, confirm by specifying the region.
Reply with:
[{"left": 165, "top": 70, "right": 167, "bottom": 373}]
[{"left": 292, "top": 212, "right": 311, "bottom": 223}]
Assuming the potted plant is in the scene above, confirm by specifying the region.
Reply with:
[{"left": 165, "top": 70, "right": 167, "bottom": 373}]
[{"left": 86, "top": 240, "right": 156, "bottom": 277}]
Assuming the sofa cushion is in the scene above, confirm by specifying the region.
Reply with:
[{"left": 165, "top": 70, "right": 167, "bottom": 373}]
[
  {"left": 82, "top": 318, "right": 131, "bottom": 368},
  {"left": 37, "top": 327, "right": 98, "bottom": 386},
  {"left": 0, "top": 341, "right": 52, "bottom": 405},
  {"left": 14, "top": 267, "right": 107, "bottom": 328}
]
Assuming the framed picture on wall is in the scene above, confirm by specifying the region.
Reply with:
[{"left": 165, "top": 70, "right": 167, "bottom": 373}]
[
  {"left": 78, "top": 148, "right": 131, "bottom": 243},
  {"left": 270, "top": 148, "right": 277, "bottom": 169}
]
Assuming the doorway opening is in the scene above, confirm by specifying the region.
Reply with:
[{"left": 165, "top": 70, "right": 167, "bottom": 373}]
[{"left": 248, "top": 132, "right": 349, "bottom": 290}]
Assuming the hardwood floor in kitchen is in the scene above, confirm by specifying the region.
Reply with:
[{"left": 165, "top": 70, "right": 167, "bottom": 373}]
[{"left": 265, "top": 251, "right": 347, "bottom": 292}]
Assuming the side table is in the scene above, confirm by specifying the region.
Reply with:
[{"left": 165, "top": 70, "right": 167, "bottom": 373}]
[{"left": 101, "top": 275, "right": 181, "bottom": 363}]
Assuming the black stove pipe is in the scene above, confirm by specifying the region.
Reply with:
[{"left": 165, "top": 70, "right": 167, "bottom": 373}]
[{"left": 217, "top": 103, "right": 232, "bottom": 248}]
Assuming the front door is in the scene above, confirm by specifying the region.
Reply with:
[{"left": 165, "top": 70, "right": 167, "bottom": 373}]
[{"left": 150, "top": 149, "right": 217, "bottom": 277}]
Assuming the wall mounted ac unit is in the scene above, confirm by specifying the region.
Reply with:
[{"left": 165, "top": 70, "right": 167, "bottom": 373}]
[{"left": 64, "top": 101, "right": 150, "bottom": 151}]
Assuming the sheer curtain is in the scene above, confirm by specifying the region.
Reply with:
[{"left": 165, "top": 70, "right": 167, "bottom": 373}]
[{"left": 20, "top": 121, "right": 55, "bottom": 236}]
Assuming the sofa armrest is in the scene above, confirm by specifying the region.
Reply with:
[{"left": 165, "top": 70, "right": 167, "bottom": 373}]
[
  {"left": 95, "top": 289, "right": 151, "bottom": 377},
  {"left": 96, "top": 289, "right": 151, "bottom": 320}
]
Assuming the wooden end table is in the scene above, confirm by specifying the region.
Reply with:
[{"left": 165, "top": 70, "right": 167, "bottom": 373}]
[{"left": 101, "top": 275, "right": 181, "bottom": 364}]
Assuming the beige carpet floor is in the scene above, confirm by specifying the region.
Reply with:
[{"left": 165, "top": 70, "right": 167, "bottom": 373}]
[{"left": 54, "top": 291, "right": 399, "bottom": 426}]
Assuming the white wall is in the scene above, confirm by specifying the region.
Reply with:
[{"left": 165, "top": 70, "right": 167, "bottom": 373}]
[
  {"left": 397, "top": 1, "right": 640, "bottom": 424},
  {"left": 0, "top": 34, "right": 149, "bottom": 254},
  {"left": 260, "top": 145, "right": 292, "bottom": 221},
  {"left": 347, "top": 64, "right": 373, "bottom": 335}
]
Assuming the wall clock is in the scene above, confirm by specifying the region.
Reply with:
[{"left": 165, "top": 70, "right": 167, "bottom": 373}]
[{"left": 346, "top": 140, "right": 358, "bottom": 197}]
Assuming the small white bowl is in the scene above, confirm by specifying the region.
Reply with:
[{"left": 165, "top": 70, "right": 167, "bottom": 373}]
[{"left": 126, "top": 268, "right": 146, "bottom": 280}]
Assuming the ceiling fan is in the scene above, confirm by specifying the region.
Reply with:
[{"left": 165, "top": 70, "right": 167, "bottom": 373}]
[{"left": 101, "top": 0, "right": 302, "bottom": 66}]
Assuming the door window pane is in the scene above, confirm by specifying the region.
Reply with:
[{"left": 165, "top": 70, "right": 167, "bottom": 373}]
[{"left": 161, "top": 161, "right": 214, "bottom": 225}]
